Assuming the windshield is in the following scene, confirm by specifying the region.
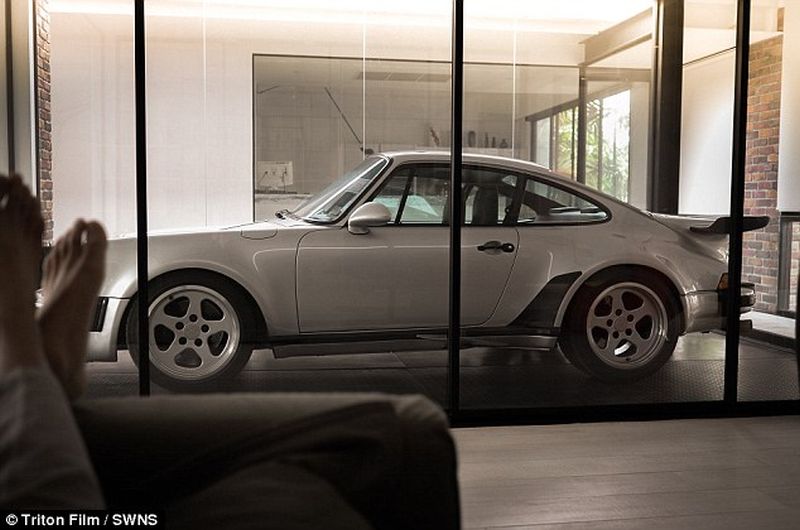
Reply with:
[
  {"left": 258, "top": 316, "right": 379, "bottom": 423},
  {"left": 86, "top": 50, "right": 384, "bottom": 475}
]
[{"left": 293, "top": 156, "right": 389, "bottom": 223}]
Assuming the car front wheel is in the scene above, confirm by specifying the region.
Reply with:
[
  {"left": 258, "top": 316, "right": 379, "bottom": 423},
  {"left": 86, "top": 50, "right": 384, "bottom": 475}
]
[
  {"left": 560, "top": 272, "right": 680, "bottom": 382},
  {"left": 126, "top": 272, "right": 255, "bottom": 391}
]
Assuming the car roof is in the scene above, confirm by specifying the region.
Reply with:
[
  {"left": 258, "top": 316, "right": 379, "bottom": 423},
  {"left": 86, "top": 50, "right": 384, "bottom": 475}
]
[
  {"left": 379, "top": 150, "right": 593, "bottom": 192},
  {"left": 380, "top": 150, "right": 551, "bottom": 174}
]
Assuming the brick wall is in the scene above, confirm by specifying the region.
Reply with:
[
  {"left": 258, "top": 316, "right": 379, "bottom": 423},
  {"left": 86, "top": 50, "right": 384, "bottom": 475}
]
[
  {"left": 743, "top": 35, "right": 782, "bottom": 312},
  {"left": 34, "top": 0, "right": 53, "bottom": 243}
]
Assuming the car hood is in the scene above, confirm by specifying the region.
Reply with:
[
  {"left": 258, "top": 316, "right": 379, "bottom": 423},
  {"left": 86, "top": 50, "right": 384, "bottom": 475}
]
[{"left": 110, "top": 220, "right": 280, "bottom": 242}]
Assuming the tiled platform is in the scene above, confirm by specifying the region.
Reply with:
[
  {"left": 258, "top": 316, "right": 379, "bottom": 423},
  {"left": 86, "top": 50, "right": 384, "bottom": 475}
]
[
  {"left": 84, "top": 332, "right": 799, "bottom": 406},
  {"left": 748, "top": 311, "right": 796, "bottom": 349}
]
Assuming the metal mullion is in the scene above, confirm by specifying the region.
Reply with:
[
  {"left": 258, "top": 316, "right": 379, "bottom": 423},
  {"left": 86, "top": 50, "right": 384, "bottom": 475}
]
[
  {"left": 134, "top": 0, "right": 150, "bottom": 396},
  {"left": 724, "top": 0, "right": 751, "bottom": 404},
  {"left": 577, "top": 66, "right": 587, "bottom": 183},
  {"left": 447, "top": 0, "right": 464, "bottom": 415}
]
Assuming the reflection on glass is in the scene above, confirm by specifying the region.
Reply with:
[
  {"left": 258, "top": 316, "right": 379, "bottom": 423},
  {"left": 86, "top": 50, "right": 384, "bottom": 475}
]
[
  {"left": 555, "top": 108, "right": 576, "bottom": 177},
  {"left": 293, "top": 157, "right": 389, "bottom": 222},
  {"left": 459, "top": 0, "right": 749, "bottom": 410},
  {"left": 137, "top": 1, "right": 454, "bottom": 398},
  {"left": 584, "top": 90, "right": 631, "bottom": 201},
  {"left": 253, "top": 56, "right": 453, "bottom": 221}
]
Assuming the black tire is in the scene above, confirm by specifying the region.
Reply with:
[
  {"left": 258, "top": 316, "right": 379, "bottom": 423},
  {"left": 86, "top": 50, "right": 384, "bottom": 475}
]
[
  {"left": 560, "top": 270, "right": 681, "bottom": 383},
  {"left": 126, "top": 271, "right": 257, "bottom": 392}
]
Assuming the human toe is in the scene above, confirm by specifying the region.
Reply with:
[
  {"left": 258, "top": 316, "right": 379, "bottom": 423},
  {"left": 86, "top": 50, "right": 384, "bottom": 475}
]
[{"left": 83, "top": 221, "right": 107, "bottom": 249}]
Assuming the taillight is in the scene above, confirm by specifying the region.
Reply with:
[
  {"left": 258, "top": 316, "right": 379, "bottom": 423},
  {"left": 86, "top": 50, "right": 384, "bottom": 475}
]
[{"left": 717, "top": 273, "right": 729, "bottom": 290}]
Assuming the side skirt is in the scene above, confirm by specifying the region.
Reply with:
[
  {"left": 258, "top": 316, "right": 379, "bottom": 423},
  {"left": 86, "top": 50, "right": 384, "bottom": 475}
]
[{"left": 268, "top": 328, "right": 558, "bottom": 359}]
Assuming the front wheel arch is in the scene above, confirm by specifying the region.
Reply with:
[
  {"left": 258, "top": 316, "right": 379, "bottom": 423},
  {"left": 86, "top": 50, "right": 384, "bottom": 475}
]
[{"left": 117, "top": 268, "right": 268, "bottom": 349}]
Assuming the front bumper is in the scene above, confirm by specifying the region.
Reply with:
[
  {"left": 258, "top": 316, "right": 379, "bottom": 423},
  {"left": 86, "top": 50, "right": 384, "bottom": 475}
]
[
  {"left": 682, "top": 282, "right": 755, "bottom": 334},
  {"left": 87, "top": 297, "right": 129, "bottom": 362}
]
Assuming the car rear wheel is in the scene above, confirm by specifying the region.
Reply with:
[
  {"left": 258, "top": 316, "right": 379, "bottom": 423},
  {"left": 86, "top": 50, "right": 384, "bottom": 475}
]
[
  {"left": 126, "top": 272, "right": 255, "bottom": 392},
  {"left": 560, "top": 272, "right": 680, "bottom": 382}
]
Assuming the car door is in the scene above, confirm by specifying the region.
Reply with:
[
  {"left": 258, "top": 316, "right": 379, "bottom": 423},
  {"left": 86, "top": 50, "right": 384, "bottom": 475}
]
[{"left": 295, "top": 163, "right": 521, "bottom": 332}]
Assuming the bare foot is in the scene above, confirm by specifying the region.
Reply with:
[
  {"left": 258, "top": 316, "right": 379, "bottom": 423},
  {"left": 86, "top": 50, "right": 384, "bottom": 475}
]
[
  {"left": 0, "top": 174, "right": 46, "bottom": 373},
  {"left": 38, "top": 219, "right": 108, "bottom": 400}
]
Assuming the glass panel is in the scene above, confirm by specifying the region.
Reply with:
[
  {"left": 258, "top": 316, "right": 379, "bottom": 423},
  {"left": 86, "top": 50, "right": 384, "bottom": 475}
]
[
  {"left": 128, "top": 1, "right": 451, "bottom": 404},
  {"left": 518, "top": 179, "right": 608, "bottom": 225},
  {"left": 374, "top": 166, "right": 449, "bottom": 224},
  {"left": 364, "top": 59, "right": 452, "bottom": 153},
  {"left": 519, "top": 66, "right": 580, "bottom": 170},
  {"left": 293, "top": 156, "right": 389, "bottom": 223},
  {"left": 460, "top": 0, "right": 745, "bottom": 411},
  {"left": 672, "top": 0, "right": 740, "bottom": 404},
  {"left": 253, "top": 56, "right": 366, "bottom": 221},
  {"left": 790, "top": 221, "right": 800, "bottom": 314},
  {"left": 463, "top": 168, "right": 518, "bottom": 225},
  {"left": 534, "top": 118, "right": 551, "bottom": 167},
  {"left": 738, "top": 0, "right": 798, "bottom": 401},
  {"left": 372, "top": 164, "right": 520, "bottom": 226},
  {"left": 48, "top": 1, "right": 138, "bottom": 399},
  {"left": 583, "top": 66, "right": 648, "bottom": 206},
  {"left": 554, "top": 108, "right": 576, "bottom": 177}
]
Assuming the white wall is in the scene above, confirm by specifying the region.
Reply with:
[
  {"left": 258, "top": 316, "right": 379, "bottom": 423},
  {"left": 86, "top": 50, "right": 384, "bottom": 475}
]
[
  {"left": 679, "top": 51, "right": 735, "bottom": 215},
  {"left": 51, "top": 9, "right": 593, "bottom": 237},
  {"left": 50, "top": 17, "right": 136, "bottom": 238},
  {"left": 778, "top": 0, "right": 800, "bottom": 212},
  {"left": 51, "top": 14, "right": 258, "bottom": 237}
]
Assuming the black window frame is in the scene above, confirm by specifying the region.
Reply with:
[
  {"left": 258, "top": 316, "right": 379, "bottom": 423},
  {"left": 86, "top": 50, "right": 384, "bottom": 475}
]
[
  {"left": 56, "top": 0, "right": 793, "bottom": 423},
  {"left": 527, "top": 84, "right": 634, "bottom": 200}
]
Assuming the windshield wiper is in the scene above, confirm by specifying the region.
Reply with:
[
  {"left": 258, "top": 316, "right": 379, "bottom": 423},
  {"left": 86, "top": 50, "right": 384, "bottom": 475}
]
[{"left": 275, "top": 208, "right": 290, "bottom": 219}]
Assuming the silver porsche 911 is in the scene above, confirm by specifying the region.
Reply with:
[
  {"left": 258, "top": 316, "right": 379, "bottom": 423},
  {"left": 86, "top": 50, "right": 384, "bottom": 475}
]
[{"left": 85, "top": 151, "right": 764, "bottom": 390}]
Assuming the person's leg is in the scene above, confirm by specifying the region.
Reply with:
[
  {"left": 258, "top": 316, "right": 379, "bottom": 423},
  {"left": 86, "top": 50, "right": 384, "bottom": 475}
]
[
  {"left": 0, "top": 174, "right": 104, "bottom": 509},
  {"left": 0, "top": 174, "right": 45, "bottom": 374},
  {"left": 75, "top": 392, "right": 460, "bottom": 529}
]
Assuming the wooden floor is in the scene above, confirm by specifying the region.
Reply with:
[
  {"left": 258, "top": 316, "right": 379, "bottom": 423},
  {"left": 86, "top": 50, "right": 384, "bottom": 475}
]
[{"left": 455, "top": 416, "right": 800, "bottom": 529}]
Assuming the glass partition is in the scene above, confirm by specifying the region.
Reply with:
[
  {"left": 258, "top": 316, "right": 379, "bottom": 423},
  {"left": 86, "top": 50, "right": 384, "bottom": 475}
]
[
  {"left": 738, "top": 0, "right": 798, "bottom": 401},
  {"left": 37, "top": 0, "right": 798, "bottom": 413},
  {"left": 456, "top": 0, "right": 734, "bottom": 411},
  {"left": 48, "top": 0, "right": 139, "bottom": 399},
  {"left": 120, "top": 0, "right": 449, "bottom": 402}
]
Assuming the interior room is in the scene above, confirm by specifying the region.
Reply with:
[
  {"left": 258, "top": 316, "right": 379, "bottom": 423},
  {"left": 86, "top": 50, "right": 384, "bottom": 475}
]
[{"left": 2, "top": 0, "right": 799, "bottom": 527}]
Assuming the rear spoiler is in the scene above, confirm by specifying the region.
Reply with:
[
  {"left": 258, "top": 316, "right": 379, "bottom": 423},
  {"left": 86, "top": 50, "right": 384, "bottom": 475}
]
[{"left": 689, "top": 216, "right": 770, "bottom": 234}]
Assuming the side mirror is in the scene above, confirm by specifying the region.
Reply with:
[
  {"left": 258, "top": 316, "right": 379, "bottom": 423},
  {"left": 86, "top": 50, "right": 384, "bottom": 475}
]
[{"left": 348, "top": 202, "right": 391, "bottom": 235}]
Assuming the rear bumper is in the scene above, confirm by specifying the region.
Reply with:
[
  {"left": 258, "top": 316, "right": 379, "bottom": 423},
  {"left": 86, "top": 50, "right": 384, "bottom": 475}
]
[
  {"left": 87, "top": 297, "right": 128, "bottom": 362},
  {"left": 682, "top": 282, "right": 755, "bottom": 334}
]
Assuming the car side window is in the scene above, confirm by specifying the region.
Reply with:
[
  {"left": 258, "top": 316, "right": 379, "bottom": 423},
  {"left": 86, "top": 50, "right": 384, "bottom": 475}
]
[
  {"left": 518, "top": 178, "right": 608, "bottom": 224},
  {"left": 372, "top": 165, "right": 521, "bottom": 225},
  {"left": 372, "top": 166, "right": 448, "bottom": 224},
  {"left": 372, "top": 168, "right": 410, "bottom": 222},
  {"left": 463, "top": 170, "right": 519, "bottom": 226}
]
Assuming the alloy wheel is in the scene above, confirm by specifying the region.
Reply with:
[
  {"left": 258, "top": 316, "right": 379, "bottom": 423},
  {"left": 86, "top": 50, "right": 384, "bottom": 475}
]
[
  {"left": 585, "top": 282, "right": 669, "bottom": 370},
  {"left": 148, "top": 285, "right": 241, "bottom": 381}
]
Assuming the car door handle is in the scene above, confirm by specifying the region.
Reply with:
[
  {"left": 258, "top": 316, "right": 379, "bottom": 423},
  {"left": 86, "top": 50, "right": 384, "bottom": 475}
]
[{"left": 477, "top": 240, "right": 515, "bottom": 253}]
